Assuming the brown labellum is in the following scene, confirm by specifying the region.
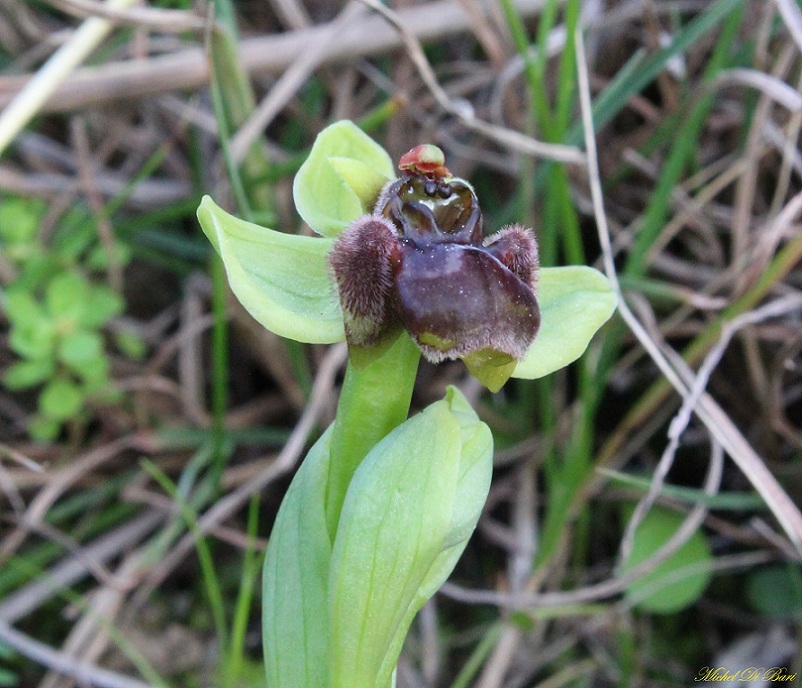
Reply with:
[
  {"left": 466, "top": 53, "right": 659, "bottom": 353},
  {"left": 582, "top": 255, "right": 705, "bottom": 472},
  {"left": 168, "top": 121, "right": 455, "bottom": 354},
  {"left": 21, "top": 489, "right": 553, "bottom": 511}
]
[{"left": 329, "top": 145, "right": 540, "bottom": 387}]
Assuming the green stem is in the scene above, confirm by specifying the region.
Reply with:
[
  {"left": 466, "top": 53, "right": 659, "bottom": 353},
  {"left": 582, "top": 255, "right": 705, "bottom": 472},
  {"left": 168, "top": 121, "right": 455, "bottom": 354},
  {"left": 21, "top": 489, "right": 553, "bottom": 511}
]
[
  {"left": 210, "top": 252, "right": 229, "bottom": 495},
  {"left": 325, "top": 333, "right": 421, "bottom": 539}
]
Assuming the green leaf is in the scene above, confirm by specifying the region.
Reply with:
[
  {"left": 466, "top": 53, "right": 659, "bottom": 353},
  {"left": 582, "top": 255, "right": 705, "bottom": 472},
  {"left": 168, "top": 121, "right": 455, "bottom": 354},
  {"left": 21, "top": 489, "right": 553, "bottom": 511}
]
[
  {"left": 86, "top": 242, "right": 132, "bottom": 271},
  {"left": 621, "top": 507, "right": 712, "bottom": 614},
  {"left": 745, "top": 565, "right": 802, "bottom": 619},
  {"left": 89, "top": 375, "right": 119, "bottom": 402},
  {"left": 29, "top": 415, "right": 61, "bottom": 442},
  {"left": 74, "top": 358, "right": 109, "bottom": 390},
  {"left": 115, "top": 330, "right": 147, "bottom": 360},
  {"left": 52, "top": 217, "right": 94, "bottom": 262},
  {"left": 45, "top": 271, "right": 89, "bottom": 322},
  {"left": 0, "top": 197, "right": 42, "bottom": 245},
  {"left": 599, "top": 468, "right": 767, "bottom": 510},
  {"left": 197, "top": 196, "right": 344, "bottom": 344},
  {"left": 513, "top": 266, "right": 616, "bottom": 380},
  {"left": 3, "top": 288, "right": 44, "bottom": 328},
  {"left": 39, "top": 377, "right": 84, "bottom": 421},
  {"left": 81, "top": 285, "right": 123, "bottom": 327},
  {"left": 9, "top": 318, "right": 56, "bottom": 361},
  {"left": 3, "top": 358, "right": 54, "bottom": 390},
  {"left": 58, "top": 329, "right": 104, "bottom": 369},
  {"left": 329, "top": 387, "right": 492, "bottom": 688},
  {"left": 0, "top": 668, "right": 19, "bottom": 687},
  {"left": 263, "top": 429, "right": 334, "bottom": 688},
  {"left": 10, "top": 253, "right": 56, "bottom": 291},
  {"left": 293, "top": 120, "right": 395, "bottom": 237}
]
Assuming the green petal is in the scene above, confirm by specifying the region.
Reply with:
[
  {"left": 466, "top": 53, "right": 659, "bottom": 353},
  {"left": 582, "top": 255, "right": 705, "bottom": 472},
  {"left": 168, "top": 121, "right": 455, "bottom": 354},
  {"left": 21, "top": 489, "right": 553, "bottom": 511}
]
[
  {"left": 329, "top": 387, "right": 492, "bottom": 688},
  {"left": 513, "top": 266, "right": 617, "bottom": 380},
  {"left": 263, "top": 430, "right": 334, "bottom": 688},
  {"left": 197, "top": 196, "right": 345, "bottom": 344},
  {"left": 293, "top": 120, "right": 395, "bottom": 237}
]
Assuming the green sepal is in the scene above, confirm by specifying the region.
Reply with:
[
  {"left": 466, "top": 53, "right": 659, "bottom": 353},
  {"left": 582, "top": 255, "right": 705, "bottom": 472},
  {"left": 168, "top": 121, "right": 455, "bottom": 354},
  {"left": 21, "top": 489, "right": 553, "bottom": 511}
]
[
  {"left": 328, "top": 387, "right": 492, "bottom": 688},
  {"left": 262, "top": 429, "right": 334, "bottom": 688},
  {"left": 513, "top": 266, "right": 617, "bottom": 380},
  {"left": 197, "top": 196, "right": 345, "bottom": 344},
  {"left": 293, "top": 121, "right": 395, "bottom": 237}
]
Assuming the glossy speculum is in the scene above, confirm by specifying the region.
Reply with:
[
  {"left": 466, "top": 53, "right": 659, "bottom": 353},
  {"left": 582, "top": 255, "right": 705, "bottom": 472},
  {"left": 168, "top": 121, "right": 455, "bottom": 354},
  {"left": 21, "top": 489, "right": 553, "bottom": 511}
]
[
  {"left": 379, "top": 175, "right": 483, "bottom": 245},
  {"left": 329, "top": 144, "right": 540, "bottom": 378}
]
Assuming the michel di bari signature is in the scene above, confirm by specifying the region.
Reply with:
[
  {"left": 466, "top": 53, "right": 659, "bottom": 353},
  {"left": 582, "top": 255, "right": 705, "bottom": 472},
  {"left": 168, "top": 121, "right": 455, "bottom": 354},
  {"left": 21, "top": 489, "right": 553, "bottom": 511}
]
[{"left": 695, "top": 666, "right": 797, "bottom": 682}]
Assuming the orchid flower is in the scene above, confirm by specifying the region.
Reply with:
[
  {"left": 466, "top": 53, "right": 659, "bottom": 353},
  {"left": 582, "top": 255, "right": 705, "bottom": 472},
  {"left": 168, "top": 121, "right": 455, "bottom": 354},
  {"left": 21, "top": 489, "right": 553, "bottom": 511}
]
[
  {"left": 196, "top": 120, "right": 616, "bottom": 688},
  {"left": 197, "top": 120, "right": 616, "bottom": 392}
]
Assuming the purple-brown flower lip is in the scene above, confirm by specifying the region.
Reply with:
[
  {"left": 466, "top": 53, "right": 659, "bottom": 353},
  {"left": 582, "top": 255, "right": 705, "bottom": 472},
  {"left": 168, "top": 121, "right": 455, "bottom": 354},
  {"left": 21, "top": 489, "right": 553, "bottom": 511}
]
[{"left": 330, "top": 145, "right": 540, "bottom": 372}]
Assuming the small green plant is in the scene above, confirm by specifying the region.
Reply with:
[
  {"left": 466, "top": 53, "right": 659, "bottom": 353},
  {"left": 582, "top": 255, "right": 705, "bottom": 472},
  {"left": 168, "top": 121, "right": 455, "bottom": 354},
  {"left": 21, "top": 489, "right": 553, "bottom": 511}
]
[
  {"left": 197, "top": 121, "right": 616, "bottom": 688},
  {"left": 621, "top": 506, "right": 713, "bottom": 614},
  {"left": 0, "top": 197, "right": 125, "bottom": 440}
]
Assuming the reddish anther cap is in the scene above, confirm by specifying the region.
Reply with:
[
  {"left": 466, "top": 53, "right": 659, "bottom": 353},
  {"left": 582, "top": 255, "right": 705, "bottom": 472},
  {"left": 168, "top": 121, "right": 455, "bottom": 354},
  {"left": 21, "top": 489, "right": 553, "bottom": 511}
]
[{"left": 398, "top": 144, "right": 451, "bottom": 178}]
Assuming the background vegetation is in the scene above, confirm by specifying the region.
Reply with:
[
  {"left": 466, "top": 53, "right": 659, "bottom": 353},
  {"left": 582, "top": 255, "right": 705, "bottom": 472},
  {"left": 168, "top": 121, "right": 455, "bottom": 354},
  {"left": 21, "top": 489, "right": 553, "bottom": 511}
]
[{"left": 1, "top": 0, "right": 801, "bottom": 686}]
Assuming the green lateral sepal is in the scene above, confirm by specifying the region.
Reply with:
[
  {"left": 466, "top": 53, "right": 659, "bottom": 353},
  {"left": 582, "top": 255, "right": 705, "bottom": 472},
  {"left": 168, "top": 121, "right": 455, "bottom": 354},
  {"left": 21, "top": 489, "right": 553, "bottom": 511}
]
[
  {"left": 513, "top": 266, "right": 617, "bottom": 380},
  {"left": 197, "top": 195, "right": 344, "bottom": 344}
]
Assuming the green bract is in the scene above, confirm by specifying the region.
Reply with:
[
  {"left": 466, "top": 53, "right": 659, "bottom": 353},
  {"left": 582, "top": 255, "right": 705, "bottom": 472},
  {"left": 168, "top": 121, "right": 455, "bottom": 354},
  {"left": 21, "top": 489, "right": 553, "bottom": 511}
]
[
  {"left": 197, "top": 121, "right": 617, "bottom": 385},
  {"left": 262, "top": 428, "right": 333, "bottom": 688},
  {"left": 263, "top": 387, "right": 492, "bottom": 688}
]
